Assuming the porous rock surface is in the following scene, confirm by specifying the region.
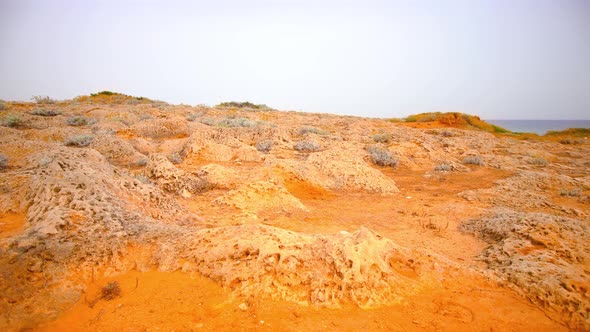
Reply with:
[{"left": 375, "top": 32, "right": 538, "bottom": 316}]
[
  {"left": 155, "top": 225, "right": 435, "bottom": 308},
  {"left": 462, "top": 208, "right": 590, "bottom": 329}
]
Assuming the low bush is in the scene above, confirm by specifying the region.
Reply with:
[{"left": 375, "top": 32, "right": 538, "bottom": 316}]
[
  {"left": 0, "top": 154, "right": 7, "bottom": 169},
  {"left": 2, "top": 114, "right": 23, "bottom": 128},
  {"left": 31, "top": 109, "right": 60, "bottom": 116},
  {"left": 66, "top": 116, "right": 91, "bottom": 126},
  {"left": 186, "top": 112, "right": 202, "bottom": 122},
  {"left": 439, "top": 130, "right": 454, "bottom": 137},
  {"left": 168, "top": 153, "right": 183, "bottom": 164},
  {"left": 372, "top": 133, "right": 391, "bottom": 143},
  {"left": 200, "top": 118, "right": 215, "bottom": 126},
  {"left": 560, "top": 188, "right": 582, "bottom": 197},
  {"left": 294, "top": 140, "right": 320, "bottom": 152},
  {"left": 0, "top": 101, "right": 6, "bottom": 110},
  {"left": 298, "top": 126, "right": 327, "bottom": 136},
  {"left": 529, "top": 157, "right": 549, "bottom": 166},
  {"left": 216, "top": 101, "right": 271, "bottom": 110},
  {"left": 434, "top": 163, "right": 453, "bottom": 172},
  {"left": 217, "top": 117, "right": 258, "bottom": 128},
  {"left": 366, "top": 146, "right": 397, "bottom": 167},
  {"left": 101, "top": 281, "right": 121, "bottom": 300},
  {"left": 256, "top": 140, "right": 272, "bottom": 153},
  {"left": 32, "top": 95, "right": 57, "bottom": 104},
  {"left": 463, "top": 155, "right": 484, "bottom": 165},
  {"left": 64, "top": 135, "right": 94, "bottom": 147}
]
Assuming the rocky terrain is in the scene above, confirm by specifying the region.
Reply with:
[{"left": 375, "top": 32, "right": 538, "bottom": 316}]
[{"left": 0, "top": 94, "right": 588, "bottom": 331}]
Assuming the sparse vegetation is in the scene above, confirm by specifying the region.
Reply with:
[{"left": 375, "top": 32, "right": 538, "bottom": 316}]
[
  {"left": 32, "top": 95, "right": 57, "bottom": 104},
  {"left": 168, "top": 153, "right": 182, "bottom": 164},
  {"left": 134, "top": 174, "right": 151, "bottom": 184},
  {"left": 403, "top": 112, "right": 511, "bottom": 134},
  {"left": 299, "top": 126, "right": 327, "bottom": 136},
  {"left": 439, "top": 130, "right": 454, "bottom": 137},
  {"left": 463, "top": 155, "right": 484, "bottom": 166},
  {"left": 75, "top": 91, "right": 155, "bottom": 105},
  {"left": 0, "top": 154, "right": 8, "bottom": 169},
  {"left": 31, "top": 109, "right": 60, "bottom": 116},
  {"left": 91, "top": 91, "right": 115, "bottom": 96},
  {"left": 64, "top": 135, "right": 94, "bottom": 147},
  {"left": 366, "top": 146, "right": 398, "bottom": 167},
  {"left": 434, "top": 163, "right": 453, "bottom": 172},
  {"left": 2, "top": 114, "right": 23, "bottom": 128},
  {"left": 216, "top": 101, "right": 272, "bottom": 110},
  {"left": 492, "top": 125, "right": 509, "bottom": 133},
  {"left": 529, "top": 157, "right": 549, "bottom": 166},
  {"left": 101, "top": 281, "right": 121, "bottom": 300},
  {"left": 217, "top": 117, "right": 258, "bottom": 128},
  {"left": 372, "top": 133, "right": 392, "bottom": 143},
  {"left": 132, "top": 158, "right": 148, "bottom": 167},
  {"left": 186, "top": 112, "right": 202, "bottom": 122},
  {"left": 560, "top": 188, "right": 582, "bottom": 197},
  {"left": 294, "top": 140, "right": 320, "bottom": 152},
  {"left": 200, "top": 118, "right": 215, "bottom": 126},
  {"left": 0, "top": 100, "right": 6, "bottom": 110},
  {"left": 66, "top": 116, "right": 91, "bottom": 126},
  {"left": 256, "top": 140, "right": 273, "bottom": 153}
]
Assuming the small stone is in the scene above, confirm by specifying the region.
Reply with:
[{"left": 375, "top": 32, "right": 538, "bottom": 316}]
[{"left": 238, "top": 302, "right": 248, "bottom": 311}]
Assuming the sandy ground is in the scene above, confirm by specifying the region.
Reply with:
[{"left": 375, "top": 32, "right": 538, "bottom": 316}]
[{"left": 0, "top": 99, "right": 588, "bottom": 331}]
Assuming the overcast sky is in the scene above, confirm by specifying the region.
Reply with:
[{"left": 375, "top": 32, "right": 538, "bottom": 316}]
[{"left": 1, "top": 0, "right": 589, "bottom": 119}]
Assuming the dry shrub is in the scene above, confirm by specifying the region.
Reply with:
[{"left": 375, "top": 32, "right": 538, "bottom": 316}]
[{"left": 101, "top": 281, "right": 121, "bottom": 300}]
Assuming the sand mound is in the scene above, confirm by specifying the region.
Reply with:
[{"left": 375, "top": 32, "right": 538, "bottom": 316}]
[
  {"left": 268, "top": 146, "right": 399, "bottom": 194},
  {"left": 462, "top": 208, "right": 590, "bottom": 330},
  {"left": 214, "top": 180, "right": 308, "bottom": 213},
  {"left": 155, "top": 225, "right": 433, "bottom": 307},
  {"left": 197, "top": 163, "right": 242, "bottom": 189},
  {"left": 90, "top": 134, "right": 146, "bottom": 166}
]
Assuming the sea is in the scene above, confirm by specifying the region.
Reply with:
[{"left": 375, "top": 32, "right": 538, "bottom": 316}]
[{"left": 486, "top": 120, "right": 590, "bottom": 135}]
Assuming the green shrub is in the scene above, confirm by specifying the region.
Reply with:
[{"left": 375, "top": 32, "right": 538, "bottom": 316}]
[
  {"left": 216, "top": 101, "right": 271, "bottom": 110},
  {"left": 0, "top": 101, "right": 6, "bottom": 110},
  {"left": 2, "top": 114, "right": 23, "bottom": 127},
  {"left": 492, "top": 125, "right": 509, "bottom": 133},
  {"left": 91, "top": 91, "right": 115, "bottom": 96}
]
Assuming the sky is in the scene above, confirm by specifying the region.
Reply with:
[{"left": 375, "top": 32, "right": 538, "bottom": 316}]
[{"left": 0, "top": 0, "right": 589, "bottom": 119}]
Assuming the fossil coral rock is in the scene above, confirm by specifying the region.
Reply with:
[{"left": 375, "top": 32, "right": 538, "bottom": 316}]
[
  {"left": 155, "top": 225, "right": 435, "bottom": 307},
  {"left": 145, "top": 154, "right": 209, "bottom": 197},
  {"left": 462, "top": 208, "right": 590, "bottom": 330}
]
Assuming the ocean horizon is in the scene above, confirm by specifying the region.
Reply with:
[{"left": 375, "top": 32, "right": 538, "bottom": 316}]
[{"left": 486, "top": 119, "right": 590, "bottom": 135}]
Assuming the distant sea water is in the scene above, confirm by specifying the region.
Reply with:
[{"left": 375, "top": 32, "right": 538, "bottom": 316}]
[{"left": 486, "top": 120, "right": 590, "bottom": 135}]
